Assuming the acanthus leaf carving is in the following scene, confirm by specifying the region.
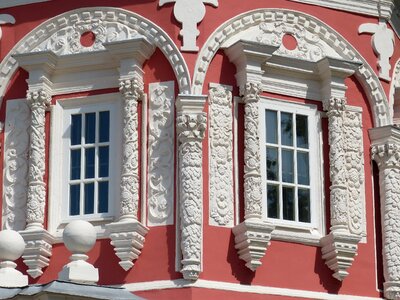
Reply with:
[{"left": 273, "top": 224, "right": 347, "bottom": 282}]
[
  {"left": 209, "top": 84, "right": 234, "bottom": 226},
  {"left": 148, "top": 82, "right": 174, "bottom": 226}
]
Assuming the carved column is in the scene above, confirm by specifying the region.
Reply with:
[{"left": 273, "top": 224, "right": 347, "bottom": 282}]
[
  {"left": 321, "top": 97, "right": 362, "bottom": 281},
  {"left": 20, "top": 88, "right": 54, "bottom": 279},
  {"left": 107, "top": 76, "right": 148, "bottom": 271},
  {"left": 371, "top": 126, "right": 400, "bottom": 300},
  {"left": 232, "top": 81, "right": 275, "bottom": 271},
  {"left": 176, "top": 95, "right": 206, "bottom": 280}
]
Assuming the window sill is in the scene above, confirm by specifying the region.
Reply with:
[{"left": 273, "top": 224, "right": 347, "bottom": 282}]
[{"left": 271, "top": 224, "right": 323, "bottom": 246}]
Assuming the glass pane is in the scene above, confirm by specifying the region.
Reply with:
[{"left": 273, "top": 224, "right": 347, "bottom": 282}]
[
  {"left": 98, "top": 146, "right": 109, "bottom": 177},
  {"left": 297, "top": 152, "right": 310, "bottom": 185},
  {"left": 84, "top": 183, "right": 94, "bottom": 214},
  {"left": 266, "top": 110, "right": 277, "bottom": 144},
  {"left": 281, "top": 112, "right": 293, "bottom": 146},
  {"left": 99, "top": 111, "right": 110, "bottom": 143},
  {"left": 71, "top": 114, "right": 82, "bottom": 146},
  {"left": 69, "top": 184, "right": 80, "bottom": 216},
  {"left": 282, "top": 149, "right": 294, "bottom": 183},
  {"left": 98, "top": 181, "right": 109, "bottom": 213},
  {"left": 283, "top": 187, "right": 295, "bottom": 221},
  {"left": 298, "top": 189, "right": 311, "bottom": 223},
  {"left": 267, "top": 185, "right": 279, "bottom": 219},
  {"left": 85, "top": 148, "right": 95, "bottom": 179},
  {"left": 266, "top": 147, "right": 278, "bottom": 181},
  {"left": 85, "top": 113, "right": 96, "bottom": 144},
  {"left": 296, "top": 115, "right": 309, "bottom": 149},
  {"left": 70, "top": 149, "right": 81, "bottom": 180}
]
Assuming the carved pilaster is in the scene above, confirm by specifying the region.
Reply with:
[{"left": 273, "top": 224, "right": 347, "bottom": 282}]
[
  {"left": 241, "top": 81, "right": 263, "bottom": 220},
  {"left": 176, "top": 95, "right": 206, "bottom": 280},
  {"left": 321, "top": 97, "right": 363, "bottom": 281},
  {"left": 26, "top": 89, "right": 51, "bottom": 229},
  {"left": 209, "top": 84, "right": 234, "bottom": 227},
  {"left": 371, "top": 129, "right": 400, "bottom": 299},
  {"left": 119, "top": 77, "right": 143, "bottom": 220}
]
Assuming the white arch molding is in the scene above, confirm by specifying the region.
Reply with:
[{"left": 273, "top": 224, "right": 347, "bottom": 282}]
[
  {"left": 0, "top": 7, "right": 191, "bottom": 103},
  {"left": 192, "top": 8, "right": 391, "bottom": 127}
]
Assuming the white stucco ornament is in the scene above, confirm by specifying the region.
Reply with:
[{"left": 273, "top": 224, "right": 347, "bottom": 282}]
[
  {"left": 359, "top": 20, "right": 395, "bottom": 81},
  {"left": 59, "top": 220, "right": 98, "bottom": 284},
  {"left": 159, "top": 0, "right": 218, "bottom": 51},
  {"left": 0, "top": 230, "right": 28, "bottom": 287},
  {"left": 0, "top": 14, "right": 15, "bottom": 40}
]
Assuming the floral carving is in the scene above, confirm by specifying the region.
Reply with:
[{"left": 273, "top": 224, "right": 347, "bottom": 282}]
[
  {"left": 177, "top": 110, "right": 206, "bottom": 280},
  {"left": 209, "top": 85, "right": 233, "bottom": 226},
  {"left": 241, "top": 82, "right": 263, "bottom": 219},
  {"left": 148, "top": 82, "right": 174, "bottom": 226},
  {"left": 2, "top": 100, "right": 30, "bottom": 231},
  {"left": 26, "top": 89, "right": 51, "bottom": 228},
  {"left": 119, "top": 77, "right": 143, "bottom": 219}
]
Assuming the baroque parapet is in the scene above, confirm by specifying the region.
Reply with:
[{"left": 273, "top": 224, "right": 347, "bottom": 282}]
[
  {"left": 321, "top": 97, "right": 364, "bottom": 281},
  {"left": 370, "top": 126, "right": 400, "bottom": 299},
  {"left": 176, "top": 95, "right": 206, "bottom": 281},
  {"left": 209, "top": 84, "right": 234, "bottom": 227}
]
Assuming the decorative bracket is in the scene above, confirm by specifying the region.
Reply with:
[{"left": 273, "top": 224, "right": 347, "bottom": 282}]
[
  {"left": 359, "top": 19, "right": 395, "bottom": 81},
  {"left": 159, "top": 0, "right": 218, "bottom": 51}
]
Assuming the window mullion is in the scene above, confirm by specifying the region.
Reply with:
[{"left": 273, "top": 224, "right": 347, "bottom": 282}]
[
  {"left": 277, "top": 110, "right": 283, "bottom": 220},
  {"left": 293, "top": 112, "right": 298, "bottom": 222}
]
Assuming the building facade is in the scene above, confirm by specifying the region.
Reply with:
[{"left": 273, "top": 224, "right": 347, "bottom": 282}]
[{"left": 0, "top": 0, "right": 400, "bottom": 299}]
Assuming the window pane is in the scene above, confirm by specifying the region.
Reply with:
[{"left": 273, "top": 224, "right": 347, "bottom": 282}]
[
  {"left": 282, "top": 149, "right": 294, "bottom": 183},
  {"left": 267, "top": 185, "right": 279, "bottom": 219},
  {"left": 298, "top": 189, "right": 311, "bottom": 223},
  {"left": 297, "top": 152, "right": 310, "bottom": 185},
  {"left": 84, "top": 183, "right": 94, "bottom": 214},
  {"left": 296, "top": 115, "right": 309, "bottom": 149},
  {"left": 281, "top": 112, "right": 293, "bottom": 146},
  {"left": 70, "top": 149, "right": 81, "bottom": 180},
  {"left": 265, "top": 110, "right": 277, "bottom": 144},
  {"left": 98, "top": 146, "right": 109, "bottom": 177},
  {"left": 85, "top": 148, "right": 95, "bottom": 179},
  {"left": 85, "top": 113, "right": 96, "bottom": 144},
  {"left": 71, "top": 115, "right": 82, "bottom": 146},
  {"left": 98, "top": 181, "right": 109, "bottom": 213},
  {"left": 283, "top": 187, "right": 295, "bottom": 221},
  {"left": 99, "top": 111, "right": 110, "bottom": 143},
  {"left": 266, "top": 147, "right": 278, "bottom": 181},
  {"left": 69, "top": 184, "right": 80, "bottom": 216}
]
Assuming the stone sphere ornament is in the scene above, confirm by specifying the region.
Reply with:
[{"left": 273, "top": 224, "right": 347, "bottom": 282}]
[
  {"left": 63, "top": 220, "right": 96, "bottom": 254},
  {"left": 0, "top": 229, "right": 25, "bottom": 262}
]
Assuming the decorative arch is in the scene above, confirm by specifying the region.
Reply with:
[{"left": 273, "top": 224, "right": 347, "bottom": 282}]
[
  {"left": 390, "top": 58, "right": 400, "bottom": 122},
  {"left": 192, "top": 9, "right": 391, "bottom": 127},
  {"left": 0, "top": 6, "right": 191, "bottom": 105}
]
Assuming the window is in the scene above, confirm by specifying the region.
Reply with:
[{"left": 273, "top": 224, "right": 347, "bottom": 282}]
[
  {"left": 260, "top": 98, "right": 324, "bottom": 244},
  {"left": 49, "top": 93, "right": 121, "bottom": 236}
]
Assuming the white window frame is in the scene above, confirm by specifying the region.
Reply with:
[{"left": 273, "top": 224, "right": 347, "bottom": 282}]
[
  {"left": 48, "top": 93, "right": 121, "bottom": 239},
  {"left": 260, "top": 97, "right": 325, "bottom": 245}
]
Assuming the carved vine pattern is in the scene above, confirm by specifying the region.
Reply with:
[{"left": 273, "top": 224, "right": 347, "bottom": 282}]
[
  {"left": 241, "top": 82, "right": 263, "bottom": 219},
  {"left": 26, "top": 90, "right": 51, "bottom": 226},
  {"left": 209, "top": 85, "right": 234, "bottom": 226},
  {"left": 148, "top": 84, "right": 174, "bottom": 224},
  {"left": 2, "top": 101, "right": 30, "bottom": 230},
  {"left": 177, "top": 112, "right": 206, "bottom": 280},
  {"left": 119, "top": 78, "right": 143, "bottom": 218}
]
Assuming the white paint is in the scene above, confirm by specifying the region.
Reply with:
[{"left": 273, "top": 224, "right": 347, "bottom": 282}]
[
  {"left": 159, "top": 0, "right": 218, "bottom": 51},
  {"left": 0, "top": 14, "right": 15, "bottom": 40},
  {"left": 122, "top": 279, "right": 383, "bottom": 300}
]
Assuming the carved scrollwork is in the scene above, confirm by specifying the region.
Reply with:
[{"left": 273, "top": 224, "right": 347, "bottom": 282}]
[
  {"left": 209, "top": 85, "right": 234, "bottom": 226},
  {"left": 119, "top": 77, "right": 143, "bottom": 219},
  {"left": 177, "top": 112, "right": 207, "bottom": 141}
]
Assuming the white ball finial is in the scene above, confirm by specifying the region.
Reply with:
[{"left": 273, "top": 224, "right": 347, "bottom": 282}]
[
  {"left": 63, "top": 220, "right": 96, "bottom": 254},
  {"left": 0, "top": 230, "right": 28, "bottom": 287},
  {"left": 0, "top": 230, "right": 25, "bottom": 261}
]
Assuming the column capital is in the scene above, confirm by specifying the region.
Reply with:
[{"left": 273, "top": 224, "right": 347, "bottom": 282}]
[
  {"left": 240, "top": 81, "right": 262, "bottom": 101},
  {"left": 322, "top": 97, "right": 347, "bottom": 113},
  {"left": 176, "top": 112, "right": 207, "bottom": 141},
  {"left": 119, "top": 77, "right": 144, "bottom": 101},
  {"left": 27, "top": 89, "right": 51, "bottom": 108}
]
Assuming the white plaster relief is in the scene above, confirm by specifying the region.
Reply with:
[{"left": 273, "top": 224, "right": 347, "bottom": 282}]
[
  {"left": 0, "top": 15, "right": 15, "bottom": 40},
  {"left": 359, "top": 20, "right": 395, "bottom": 81},
  {"left": 209, "top": 84, "right": 234, "bottom": 227},
  {"left": 192, "top": 9, "right": 391, "bottom": 127},
  {"left": 148, "top": 81, "right": 175, "bottom": 226},
  {"left": 2, "top": 100, "right": 30, "bottom": 231},
  {"left": 389, "top": 59, "right": 400, "bottom": 122},
  {"left": 159, "top": 0, "right": 218, "bottom": 51}
]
